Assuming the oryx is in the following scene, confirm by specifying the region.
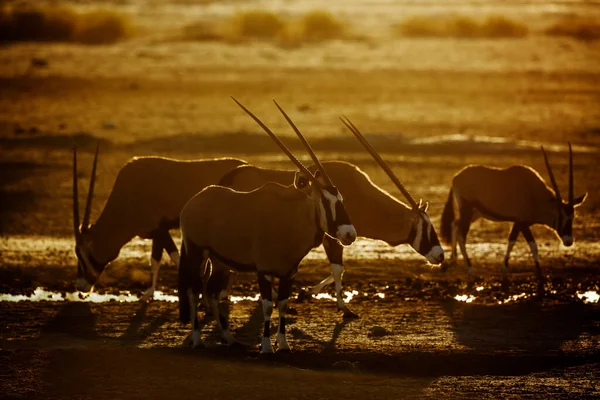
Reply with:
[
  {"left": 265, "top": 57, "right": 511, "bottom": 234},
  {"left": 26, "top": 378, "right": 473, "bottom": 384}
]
[
  {"left": 217, "top": 117, "right": 444, "bottom": 318},
  {"left": 178, "top": 99, "right": 357, "bottom": 353},
  {"left": 440, "top": 143, "right": 587, "bottom": 278},
  {"left": 72, "top": 148, "right": 246, "bottom": 299}
]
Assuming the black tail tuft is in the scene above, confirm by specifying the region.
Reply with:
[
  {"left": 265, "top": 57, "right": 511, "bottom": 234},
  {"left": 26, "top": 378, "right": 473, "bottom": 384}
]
[
  {"left": 178, "top": 242, "right": 190, "bottom": 323},
  {"left": 440, "top": 188, "right": 454, "bottom": 245}
]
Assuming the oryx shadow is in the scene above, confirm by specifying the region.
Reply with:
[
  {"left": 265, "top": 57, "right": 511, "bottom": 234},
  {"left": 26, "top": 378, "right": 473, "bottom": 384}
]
[
  {"left": 441, "top": 297, "right": 600, "bottom": 357},
  {"left": 42, "top": 302, "right": 99, "bottom": 339},
  {"left": 119, "top": 302, "right": 174, "bottom": 346}
]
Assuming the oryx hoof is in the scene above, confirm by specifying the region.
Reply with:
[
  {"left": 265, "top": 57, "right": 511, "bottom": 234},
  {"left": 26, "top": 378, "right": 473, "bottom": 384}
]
[
  {"left": 440, "top": 259, "right": 454, "bottom": 273},
  {"left": 287, "top": 307, "right": 298, "bottom": 315},
  {"left": 342, "top": 309, "right": 359, "bottom": 319},
  {"left": 140, "top": 288, "right": 154, "bottom": 302}
]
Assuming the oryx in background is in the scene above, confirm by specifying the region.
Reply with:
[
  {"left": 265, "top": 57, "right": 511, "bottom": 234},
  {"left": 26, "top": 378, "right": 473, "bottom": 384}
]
[
  {"left": 218, "top": 118, "right": 444, "bottom": 318},
  {"left": 72, "top": 149, "right": 246, "bottom": 299},
  {"left": 178, "top": 99, "right": 357, "bottom": 353},
  {"left": 440, "top": 143, "right": 587, "bottom": 278}
]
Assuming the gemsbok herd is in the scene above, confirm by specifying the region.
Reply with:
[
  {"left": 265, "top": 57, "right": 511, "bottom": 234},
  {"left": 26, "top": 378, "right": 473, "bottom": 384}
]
[{"left": 72, "top": 98, "right": 587, "bottom": 353}]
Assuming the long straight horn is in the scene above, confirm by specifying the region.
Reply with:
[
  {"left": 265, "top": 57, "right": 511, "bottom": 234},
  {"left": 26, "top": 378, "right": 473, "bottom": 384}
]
[
  {"left": 568, "top": 142, "right": 573, "bottom": 205},
  {"left": 231, "top": 97, "right": 320, "bottom": 187},
  {"left": 73, "top": 147, "right": 81, "bottom": 238},
  {"left": 82, "top": 143, "right": 99, "bottom": 229},
  {"left": 272, "top": 100, "right": 333, "bottom": 187},
  {"left": 541, "top": 145, "right": 562, "bottom": 203},
  {"left": 340, "top": 116, "right": 418, "bottom": 209}
]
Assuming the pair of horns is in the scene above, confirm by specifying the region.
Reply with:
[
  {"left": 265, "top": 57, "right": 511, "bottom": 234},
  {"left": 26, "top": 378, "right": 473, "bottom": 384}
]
[
  {"left": 73, "top": 144, "right": 99, "bottom": 241},
  {"left": 340, "top": 117, "right": 419, "bottom": 210},
  {"left": 232, "top": 97, "right": 334, "bottom": 189},
  {"left": 541, "top": 142, "right": 575, "bottom": 205}
]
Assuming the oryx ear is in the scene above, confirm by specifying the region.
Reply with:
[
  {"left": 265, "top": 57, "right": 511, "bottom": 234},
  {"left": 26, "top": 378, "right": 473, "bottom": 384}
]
[
  {"left": 313, "top": 169, "right": 328, "bottom": 186},
  {"left": 573, "top": 192, "right": 588, "bottom": 207},
  {"left": 419, "top": 200, "right": 429, "bottom": 212},
  {"left": 293, "top": 171, "right": 310, "bottom": 190}
]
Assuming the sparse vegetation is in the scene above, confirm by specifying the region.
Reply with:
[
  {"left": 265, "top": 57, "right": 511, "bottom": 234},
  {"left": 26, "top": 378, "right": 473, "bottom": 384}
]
[
  {"left": 395, "top": 14, "right": 528, "bottom": 39},
  {"left": 281, "top": 10, "right": 346, "bottom": 45},
  {"left": 180, "top": 9, "right": 348, "bottom": 47},
  {"left": 0, "top": 4, "right": 133, "bottom": 45},
  {"left": 544, "top": 18, "right": 600, "bottom": 41}
]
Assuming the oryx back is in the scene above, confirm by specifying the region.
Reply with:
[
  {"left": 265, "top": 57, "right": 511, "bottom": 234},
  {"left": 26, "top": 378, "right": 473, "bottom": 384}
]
[
  {"left": 181, "top": 183, "right": 321, "bottom": 276},
  {"left": 453, "top": 165, "right": 555, "bottom": 224}
]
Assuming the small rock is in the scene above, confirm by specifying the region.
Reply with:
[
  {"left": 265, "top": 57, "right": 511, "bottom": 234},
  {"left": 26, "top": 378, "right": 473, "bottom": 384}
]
[
  {"left": 102, "top": 121, "right": 117, "bottom": 129},
  {"left": 368, "top": 325, "right": 389, "bottom": 338},
  {"left": 31, "top": 57, "right": 48, "bottom": 67},
  {"left": 29, "top": 127, "right": 39, "bottom": 135}
]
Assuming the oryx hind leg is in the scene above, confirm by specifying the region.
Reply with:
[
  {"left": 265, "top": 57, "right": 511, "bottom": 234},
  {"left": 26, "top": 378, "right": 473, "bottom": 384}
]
[
  {"left": 503, "top": 223, "right": 521, "bottom": 276},
  {"left": 257, "top": 272, "right": 274, "bottom": 354},
  {"left": 520, "top": 226, "right": 543, "bottom": 280},
  {"left": 207, "top": 262, "right": 236, "bottom": 345},
  {"left": 453, "top": 201, "right": 473, "bottom": 275},
  {"left": 275, "top": 275, "right": 294, "bottom": 352},
  {"left": 179, "top": 241, "right": 205, "bottom": 349}
]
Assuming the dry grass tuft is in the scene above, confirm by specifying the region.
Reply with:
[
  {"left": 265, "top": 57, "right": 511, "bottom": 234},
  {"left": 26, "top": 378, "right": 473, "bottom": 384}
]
[
  {"left": 395, "top": 14, "right": 528, "bottom": 39},
  {"left": 282, "top": 10, "right": 346, "bottom": 43},
  {"left": 544, "top": 18, "right": 600, "bottom": 41},
  {"left": 220, "top": 9, "right": 285, "bottom": 42},
  {"left": 0, "top": 4, "right": 132, "bottom": 45}
]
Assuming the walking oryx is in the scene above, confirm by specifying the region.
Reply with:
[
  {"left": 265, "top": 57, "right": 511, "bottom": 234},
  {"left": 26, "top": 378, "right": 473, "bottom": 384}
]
[
  {"left": 178, "top": 99, "right": 357, "bottom": 353},
  {"left": 72, "top": 149, "right": 246, "bottom": 299},
  {"left": 440, "top": 143, "right": 587, "bottom": 278},
  {"left": 217, "top": 118, "right": 444, "bottom": 318}
]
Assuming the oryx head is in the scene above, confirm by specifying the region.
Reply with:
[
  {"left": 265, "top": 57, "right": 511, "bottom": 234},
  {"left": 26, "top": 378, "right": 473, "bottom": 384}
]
[
  {"left": 340, "top": 117, "right": 444, "bottom": 265},
  {"left": 233, "top": 98, "right": 357, "bottom": 246},
  {"left": 73, "top": 145, "right": 105, "bottom": 293},
  {"left": 541, "top": 143, "right": 588, "bottom": 247}
]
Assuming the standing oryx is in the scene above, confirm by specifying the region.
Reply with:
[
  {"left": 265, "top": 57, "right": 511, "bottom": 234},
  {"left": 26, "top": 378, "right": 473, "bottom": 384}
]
[
  {"left": 217, "top": 118, "right": 444, "bottom": 318},
  {"left": 440, "top": 143, "right": 587, "bottom": 278},
  {"left": 72, "top": 149, "right": 246, "bottom": 299},
  {"left": 178, "top": 98, "right": 357, "bottom": 353}
]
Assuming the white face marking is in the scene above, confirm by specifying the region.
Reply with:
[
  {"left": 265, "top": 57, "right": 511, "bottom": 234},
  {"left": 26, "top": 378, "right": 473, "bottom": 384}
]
[
  {"left": 412, "top": 218, "right": 424, "bottom": 251},
  {"left": 423, "top": 215, "right": 432, "bottom": 240},
  {"left": 426, "top": 245, "right": 444, "bottom": 264},
  {"left": 336, "top": 224, "right": 357, "bottom": 245},
  {"left": 323, "top": 190, "right": 341, "bottom": 220}
]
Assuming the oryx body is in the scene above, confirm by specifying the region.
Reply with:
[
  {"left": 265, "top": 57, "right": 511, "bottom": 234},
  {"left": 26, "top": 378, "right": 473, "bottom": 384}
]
[
  {"left": 440, "top": 144, "right": 587, "bottom": 277},
  {"left": 178, "top": 99, "right": 357, "bottom": 353},
  {"left": 219, "top": 159, "right": 444, "bottom": 317},
  {"left": 72, "top": 154, "right": 246, "bottom": 299}
]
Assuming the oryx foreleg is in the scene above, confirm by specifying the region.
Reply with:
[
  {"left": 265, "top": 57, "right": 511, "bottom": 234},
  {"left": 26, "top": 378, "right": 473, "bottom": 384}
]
[
  {"left": 141, "top": 232, "right": 166, "bottom": 301},
  {"left": 521, "top": 225, "right": 543, "bottom": 279},
  {"left": 321, "top": 236, "right": 357, "bottom": 318},
  {"left": 258, "top": 272, "right": 274, "bottom": 354},
  {"left": 276, "top": 275, "right": 294, "bottom": 352},
  {"left": 164, "top": 232, "right": 180, "bottom": 266},
  {"left": 503, "top": 223, "right": 521, "bottom": 274}
]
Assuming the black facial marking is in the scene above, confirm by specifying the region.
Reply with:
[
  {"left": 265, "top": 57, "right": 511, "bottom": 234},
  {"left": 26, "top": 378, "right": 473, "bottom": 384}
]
[{"left": 76, "top": 247, "right": 105, "bottom": 284}]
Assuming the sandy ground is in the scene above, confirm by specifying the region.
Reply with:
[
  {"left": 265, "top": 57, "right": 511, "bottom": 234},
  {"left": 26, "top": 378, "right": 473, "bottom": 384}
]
[{"left": 1, "top": 0, "right": 600, "bottom": 398}]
